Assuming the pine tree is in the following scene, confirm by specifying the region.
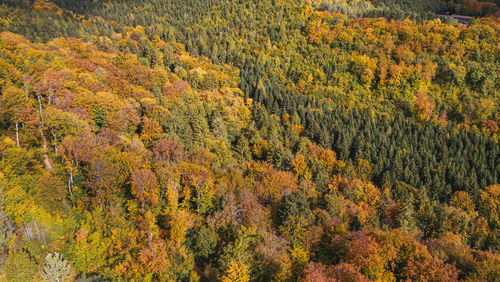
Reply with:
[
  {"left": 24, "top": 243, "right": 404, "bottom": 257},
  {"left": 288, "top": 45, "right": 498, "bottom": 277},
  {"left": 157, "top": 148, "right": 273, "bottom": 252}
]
[{"left": 41, "top": 252, "right": 71, "bottom": 282}]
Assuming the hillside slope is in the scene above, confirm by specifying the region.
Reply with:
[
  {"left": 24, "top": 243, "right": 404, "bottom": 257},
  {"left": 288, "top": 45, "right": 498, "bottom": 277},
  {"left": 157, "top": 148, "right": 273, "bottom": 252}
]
[{"left": 0, "top": 0, "right": 499, "bottom": 281}]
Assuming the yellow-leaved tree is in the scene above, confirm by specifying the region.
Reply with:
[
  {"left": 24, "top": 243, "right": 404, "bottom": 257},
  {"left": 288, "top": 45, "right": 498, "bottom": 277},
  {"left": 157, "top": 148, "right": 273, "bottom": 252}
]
[{"left": 221, "top": 260, "right": 250, "bottom": 282}]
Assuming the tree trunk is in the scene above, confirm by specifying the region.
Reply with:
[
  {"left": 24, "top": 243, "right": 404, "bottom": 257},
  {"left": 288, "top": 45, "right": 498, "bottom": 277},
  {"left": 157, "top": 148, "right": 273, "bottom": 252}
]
[
  {"left": 68, "top": 167, "right": 73, "bottom": 196},
  {"left": 23, "top": 74, "right": 33, "bottom": 99},
  {"left": 37, "top": 95, "right": 53, "bottom": 173},
  {"left": 37, "top": 95, "right": 44, "bottom": 124},
  {"left": 41, "top": 129, "right": 54, "bottom": 173},
  {"left": 51, "top": 129, "right": 58, "bottom": 153},
  {"left": 15, "top": 122, "right": 19, "bottom": 147},
  {"left": 196, "top": 185, "right": 200, "bottom": 214}
]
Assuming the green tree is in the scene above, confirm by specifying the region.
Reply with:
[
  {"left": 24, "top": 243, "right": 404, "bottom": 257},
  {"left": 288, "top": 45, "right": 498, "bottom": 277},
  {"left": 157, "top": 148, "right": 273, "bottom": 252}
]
[{"left": 5, "top": 249, "right": 38, "bottom": 282}]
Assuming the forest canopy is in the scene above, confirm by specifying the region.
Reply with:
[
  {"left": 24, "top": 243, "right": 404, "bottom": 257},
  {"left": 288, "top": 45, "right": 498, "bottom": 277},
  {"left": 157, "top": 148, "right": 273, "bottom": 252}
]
[{"left": 0, "top": 0, "right": 499, "bottom": 281}]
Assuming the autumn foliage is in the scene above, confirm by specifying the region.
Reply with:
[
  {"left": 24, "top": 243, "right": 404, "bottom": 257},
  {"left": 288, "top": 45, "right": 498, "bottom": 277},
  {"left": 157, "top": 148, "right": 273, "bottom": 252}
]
[{"left": 0, "top": 0, "right": 499, "bottom": 281}]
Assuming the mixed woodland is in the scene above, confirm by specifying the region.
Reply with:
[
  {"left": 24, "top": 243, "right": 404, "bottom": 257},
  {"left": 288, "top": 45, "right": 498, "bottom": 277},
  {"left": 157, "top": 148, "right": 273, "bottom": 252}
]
[{"left": 0, "top": 0, "right": 499, "bottom": 281}]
